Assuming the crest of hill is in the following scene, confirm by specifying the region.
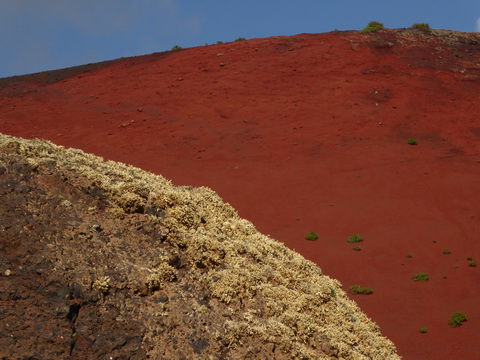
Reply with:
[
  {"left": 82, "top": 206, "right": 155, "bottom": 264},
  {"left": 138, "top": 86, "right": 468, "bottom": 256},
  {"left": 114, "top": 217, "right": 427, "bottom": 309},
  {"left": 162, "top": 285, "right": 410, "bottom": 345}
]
[
  {"left": 1, "top": 27, "right": 480, "bottom": 87},
  {"left": 0, "top": 133, "right": 399, "bottom": 359}
]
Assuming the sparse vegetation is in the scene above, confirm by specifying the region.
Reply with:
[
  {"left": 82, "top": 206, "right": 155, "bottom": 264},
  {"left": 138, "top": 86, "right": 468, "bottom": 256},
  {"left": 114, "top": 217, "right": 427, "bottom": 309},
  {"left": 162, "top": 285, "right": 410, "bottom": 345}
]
[
  {"left": 234, "top": 37, "right": 246, "bottom": 42},
  {"left": 171, "top": 45, "right": 183, "bottom": 51},
  {"left": 349, "top": 285, "right": 373, "bottom": 295},
  {"left": 442, "top": 249, "right": 452, "bottom": 254},
  {"left": 410, "top": 23, "right": 430, "bottom": 30},
  {"left": 353, "top": 245, "right": 362, "bottom": 251},
  {"left": 454, "top": 51, "right": 460, "bottom": 57},
  {"left": 359, "top": 21, "right": 385, "bottom": 33},
  {"left": 408, "top": 138, "right": 418, "bottom": 145},
  {"left": 405, "top": 253, "right": 413, "bottom": 258},
  {"left": 469, "top": 261, "right": 477, "bottom": 267},
  {"left": 448, "top": 312, "right": 467, "bottom": 328},
  {"left": 145, "top": 262, "right": 177, "bottom": 293},
  {"left": 347, "top": 234, "right": 363, "bottom": 243},
  {"left": 467, "top": 257, "right": 473, "bottom": 261},
  {"left": 305, "top": 231, "right": 318, "bottom": 241},
  {"left": 412, "top": 273, "right": 429, "bottom": 282},
  {"left": 419, "top": 327, "right": 428, "bottom": 333},
  {"left": 216, "top": 41, "right": 223, "bottom": 44},
  {"left": 92, "top": 276, "right": 111, "bottom": 295}
]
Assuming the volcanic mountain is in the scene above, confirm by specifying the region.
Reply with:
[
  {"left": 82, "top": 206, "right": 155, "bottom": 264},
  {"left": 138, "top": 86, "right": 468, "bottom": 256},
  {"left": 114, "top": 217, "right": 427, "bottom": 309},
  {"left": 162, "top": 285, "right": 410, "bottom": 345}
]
[{"left": 1, "top": 28, "right": 480, "bottom": 359}]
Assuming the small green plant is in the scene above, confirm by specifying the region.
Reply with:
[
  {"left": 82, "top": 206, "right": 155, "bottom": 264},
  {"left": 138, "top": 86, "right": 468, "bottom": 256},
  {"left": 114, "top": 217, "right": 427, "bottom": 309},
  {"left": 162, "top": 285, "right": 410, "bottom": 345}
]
[
  {"left": 349, "top": 285, "right": 373, "bottom": 295},
  {"left": 408, "top": 138, "right": 418, "bottom": 145},
  {"left": 442, "top": 249, "right": 452, "bottom": 254},
  {"left": 347, "top": 234, "right": 363, "bottom": 243},
  {"left": 469, "top": 261, "right": 477, "bottom": 267},
  {"left": 454, "top": 264, "right": 459, "bottom": 269},
  {"left": 405, "top": 253, "right": 413, "bottom": 258},
  {"left": 453, "top": 51, "right": 460, "bottom": 57},
  {"left": 216, "top": 41, "right": 223, "bottom": 44},
  {"left": 419, "top": 327, "right": 428, "bottom": 333},
  {"left": 359, "top": 21, "right": 385, "bottom": 33},
  {"left": 171, "top": 45, "right": 183, "bottom": 51},
  {"left": 353, "top": 245, "right": 362, "bottom": 251},
  {"left": 410, "top": 23, "right": 430, "bottom": 30},
  {"left": 467, "top": 257, "right": 473, "bottom": 261},
  {"left": 234, "top": 37, "right": 246, "bottom": 42},
  {"left": 412, "top": 272, "right": 429, "bottom": 282},
  {"left": 329, "top": 287, "right": 337, "bottom": 298},
  {"left": 305, "top": 231, "right": 318, "bottom": 241},
  {"left": 448, "top": 312, "right": 467, "bottom": 327}
]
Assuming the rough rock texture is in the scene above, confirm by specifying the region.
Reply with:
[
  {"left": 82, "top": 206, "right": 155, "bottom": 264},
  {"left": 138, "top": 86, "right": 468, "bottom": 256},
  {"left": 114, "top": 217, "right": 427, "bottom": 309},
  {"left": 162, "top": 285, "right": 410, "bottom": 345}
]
[{"left": 0, "top": 134, "right": 399, "bottom": 359}]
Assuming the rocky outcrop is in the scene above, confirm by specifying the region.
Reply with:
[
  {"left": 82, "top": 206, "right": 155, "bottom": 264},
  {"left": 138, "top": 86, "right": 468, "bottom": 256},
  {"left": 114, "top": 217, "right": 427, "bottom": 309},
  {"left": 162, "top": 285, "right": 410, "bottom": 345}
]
[{"left": 0, "top": 134, "right": 399, "bottom": 359}]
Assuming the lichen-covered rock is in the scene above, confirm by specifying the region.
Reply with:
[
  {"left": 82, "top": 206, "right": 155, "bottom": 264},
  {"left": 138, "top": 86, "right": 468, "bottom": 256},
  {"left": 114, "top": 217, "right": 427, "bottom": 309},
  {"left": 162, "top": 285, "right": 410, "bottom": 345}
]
[{"left": 0, "top": 134, "right": 400, "bottom": 359}]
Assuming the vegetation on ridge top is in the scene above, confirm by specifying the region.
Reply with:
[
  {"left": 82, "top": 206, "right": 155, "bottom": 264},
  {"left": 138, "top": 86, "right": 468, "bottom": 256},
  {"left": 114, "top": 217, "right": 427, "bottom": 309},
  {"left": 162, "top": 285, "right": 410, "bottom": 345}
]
[{"left": 359, "top": 21, "right": 385, "bottom": 33}]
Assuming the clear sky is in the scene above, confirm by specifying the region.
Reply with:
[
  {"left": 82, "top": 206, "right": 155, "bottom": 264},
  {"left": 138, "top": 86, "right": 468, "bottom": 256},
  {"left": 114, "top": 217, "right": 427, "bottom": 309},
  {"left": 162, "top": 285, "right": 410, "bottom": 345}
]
[{"left": 1, "top": 0, "right": 480, "bottom": 78}]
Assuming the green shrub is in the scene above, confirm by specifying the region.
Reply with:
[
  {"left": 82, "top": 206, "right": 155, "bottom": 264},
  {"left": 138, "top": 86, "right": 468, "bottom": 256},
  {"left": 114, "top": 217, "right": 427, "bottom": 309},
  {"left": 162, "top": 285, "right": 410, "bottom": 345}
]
[
  {"left": 469, "top": 261, "right": 477, "bottom": 267},
  {"left": 353, "top": 245, "right": 362, "bottom": 251},
  {"left": 235, "top": 37, "right": 246, "bottom": 42},
  {"left": 216, "top": 41, "right": 223, "bottom": 44},
  {"left": 349, "top": 285, "right": 373, "bottom": 295},
  {"left": 408, "top": 138, "right": 418, "bottom": 145},
  {"left": 305, "top": 231, "right": 318, "bottom": 241},
  {"left": 448, "top": 312, "right": 467, "bottom": 327},
  {"left": 412, "top": 272, "right": 429, "bottom": 282},
  {"left": 410, "top": 23, "right": 430, "bottom": 30},
  {"left": 419, "top": 327, "right": 428, "bottom": 333},
  {"left": 442, "top": 249, "right": 452, "bottom": 254},
  {"left": 171, "top": 45, "right": 183, "bottom": 51},
  {"left": 405, "top": 253, "right": 413, "bottom": 258},
  {"left": 359, "top": 21, "right": 385, "bottom": 33},
  {"left": 347, "top": 234, "right": 363, "bottom": 243},
  {"left": 454, "top": 51, "right": 460, "bottom": 57},
  {"left": 467, "top": 257, "right": 473, "bottom": 261}
]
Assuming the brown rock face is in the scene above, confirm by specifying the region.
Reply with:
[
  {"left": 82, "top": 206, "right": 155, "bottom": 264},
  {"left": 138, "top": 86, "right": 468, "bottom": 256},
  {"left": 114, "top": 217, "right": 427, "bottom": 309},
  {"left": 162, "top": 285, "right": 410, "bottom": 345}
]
[{"left": 0, "top": 134, "right": 399, "bottom": 359}]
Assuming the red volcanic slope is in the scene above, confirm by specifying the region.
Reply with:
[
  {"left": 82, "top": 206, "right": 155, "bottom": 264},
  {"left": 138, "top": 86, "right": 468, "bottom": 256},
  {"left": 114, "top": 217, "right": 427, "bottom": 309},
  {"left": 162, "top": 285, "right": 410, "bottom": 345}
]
[{"left": 1, "top": 29, "right": 480, "bottom": 359}]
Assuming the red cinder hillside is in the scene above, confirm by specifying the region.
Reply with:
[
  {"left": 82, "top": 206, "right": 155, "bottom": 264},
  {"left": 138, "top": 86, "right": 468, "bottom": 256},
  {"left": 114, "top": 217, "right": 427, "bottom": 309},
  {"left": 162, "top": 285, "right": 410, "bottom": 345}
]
[{"left": 1, "top": 28, "right": 480, "bottom": 359}]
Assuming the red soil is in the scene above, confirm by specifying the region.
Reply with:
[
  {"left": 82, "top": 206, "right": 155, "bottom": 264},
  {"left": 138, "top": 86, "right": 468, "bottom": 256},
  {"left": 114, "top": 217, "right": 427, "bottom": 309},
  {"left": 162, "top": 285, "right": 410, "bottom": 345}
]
[{"left": 1, "top": 29, "right": 480, "bottom": 359}]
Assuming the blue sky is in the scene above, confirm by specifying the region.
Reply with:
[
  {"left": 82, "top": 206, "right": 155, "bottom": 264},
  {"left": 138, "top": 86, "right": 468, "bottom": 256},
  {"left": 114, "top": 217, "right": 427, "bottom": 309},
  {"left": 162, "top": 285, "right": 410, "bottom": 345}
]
[{"left": 1, "top": 0, "right": 480, "bottom": 78}]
